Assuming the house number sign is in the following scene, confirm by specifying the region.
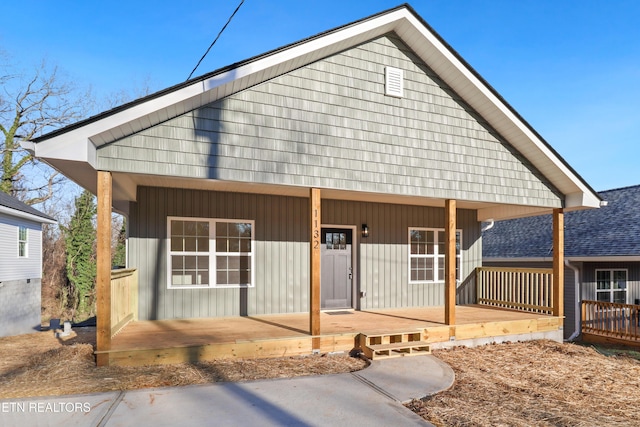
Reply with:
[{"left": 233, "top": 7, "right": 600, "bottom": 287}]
[{"left": 312, "top": 208, "right": 320, "bottom": 249}]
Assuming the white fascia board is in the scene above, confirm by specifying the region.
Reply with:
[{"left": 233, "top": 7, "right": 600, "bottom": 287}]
[
  {"left": 566, "top": 191, "right": 601, "bottom": 210},
  {"left": 34, "top": 133, "right": 97, "bottom": 167},
  {"left": 0, "top": 205, "right": 56, "bottom": 224},
  {"left": 402, "top": 13, "right": 598, "bottom": 208},
  {"left": 203, "top": 11, "right": 401, "bottom": 92},
  {"left": 32, "top": 10, "right": 403, "bottom": 164}
]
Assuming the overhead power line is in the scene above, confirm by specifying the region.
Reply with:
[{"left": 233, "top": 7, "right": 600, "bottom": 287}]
[{"left": 186, "top": 0, "right": 245, "bottom": 81}]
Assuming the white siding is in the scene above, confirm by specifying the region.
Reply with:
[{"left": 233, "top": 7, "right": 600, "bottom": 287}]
[{"left": 0, "top": 212, "right": 44, "bottom": 281}]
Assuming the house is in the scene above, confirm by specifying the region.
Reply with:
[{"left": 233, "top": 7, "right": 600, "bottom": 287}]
[
  {"left": 483, "top": 185, "right": 640, "bottom": 342},
  {"left": 24, "top": 5, "right": 601, "bottom": 365},
  {"left": 0, "top": 192, "right": 56, "bottom": 337}
]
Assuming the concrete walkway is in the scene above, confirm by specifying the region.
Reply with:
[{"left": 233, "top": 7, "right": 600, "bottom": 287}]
[{"left": 0, "top": 355, "right": 453, "bottom": 427}]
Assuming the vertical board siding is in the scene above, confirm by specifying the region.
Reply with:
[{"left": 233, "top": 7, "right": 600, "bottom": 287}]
[
  {"left": 98, "top": 33, "right": 560, "bottom": 209},
  {"left": 582, "top": 262, "right": 640, "bottom": 305},
  {"left": 131, "top": 187, "right": 309, "bottom": 320},
  {"left": 322, "top": 200, "right": 480, "bottom": 309},
  {"left": 131, "top": 188, "right": 482, "bottom": 320}
]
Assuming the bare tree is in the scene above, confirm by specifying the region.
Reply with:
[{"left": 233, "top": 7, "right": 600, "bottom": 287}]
[{"left": 0, "top": 58, "right": 92, "bottom": 204}]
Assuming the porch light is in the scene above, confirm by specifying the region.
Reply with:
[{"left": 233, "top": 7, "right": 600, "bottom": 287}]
[{"left": 362, "top": 224, "right": 369, "bottom": 238}]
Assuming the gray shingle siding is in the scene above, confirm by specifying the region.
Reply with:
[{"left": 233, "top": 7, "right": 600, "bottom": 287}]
[{"left": 98, "top": 33, "right": 561, "bottom": 208}]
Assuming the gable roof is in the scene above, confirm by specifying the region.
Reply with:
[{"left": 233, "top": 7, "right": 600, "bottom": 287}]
[
  {"left": 483, "top": 185, "right": 640, "bottom": 260},
  {"left": 24, "top": 4, "right": 600, "bottom": 217},
  {"left": 0, "top": 192, "right": 57, "bottom": 224}
]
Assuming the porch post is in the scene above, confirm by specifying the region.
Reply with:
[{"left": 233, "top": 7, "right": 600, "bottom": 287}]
[
  {"left": 553, "top": 208, "right": 564, "bottom": 318},
  {"left": 310, "top": 188, "right": 321, "bottom": 350},
  {"left": 445, "top": 199, "right": 457, "bottom": 326},
  {"left": 96, "top": 171, "right": 112, "bottom": 366}
]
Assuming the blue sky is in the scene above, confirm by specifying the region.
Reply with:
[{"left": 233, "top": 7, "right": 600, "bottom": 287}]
[{"left": 3, "top": 1, "right": 639, "bottom": 192}]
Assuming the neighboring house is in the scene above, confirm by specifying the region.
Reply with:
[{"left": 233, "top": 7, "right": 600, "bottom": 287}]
[
  {"left": 0, "top": 192, "right": 56, "bottom": 337},
  {"left": 483, "top": 185, "right": 639, "bottom": 340},
  {"left": 24, "top": 5, "right": 600, "bottom": 364}
]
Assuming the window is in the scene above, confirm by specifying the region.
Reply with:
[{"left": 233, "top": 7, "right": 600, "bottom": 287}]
[
  {"left": 18, "top": 226, "right": 28, "bottom": 258},
  {"left": 409, "top": 228, "right": 461, "bottom": 283},
  {"left": 595, "top": 269, "right": 627, "bottom": 303},
  {"left": 168, "top": 217, "right": 254, "bottom": 289}
]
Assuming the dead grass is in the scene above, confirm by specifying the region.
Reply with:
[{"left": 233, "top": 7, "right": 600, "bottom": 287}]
[
  {"left": 3, "top": 329, "right": 640, "bottom": 427},
  {"left": 407, "top": 340, "right": 640, "bottom": 427},
  {"left": 0, "top": 327, "right": 366, "bottom": 399}
]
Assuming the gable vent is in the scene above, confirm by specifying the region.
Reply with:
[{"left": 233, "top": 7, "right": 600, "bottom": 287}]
[{"left": 385, "top": 67, "right": 404, "bottom": 97}]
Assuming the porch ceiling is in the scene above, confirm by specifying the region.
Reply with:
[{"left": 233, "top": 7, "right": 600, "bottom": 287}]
[{"left": 111, "top": 172, "right": 551, "bottom": 221}]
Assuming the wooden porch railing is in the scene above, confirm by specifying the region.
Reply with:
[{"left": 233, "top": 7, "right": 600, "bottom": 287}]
[
  {"left": 476, "top": 267, "right": 554, "bottom": 314},
  {"left": 110, "top": 269, "right": 138, "bottom": 337},
  {"left": 582, "top": 300, "right": 640, "bottom": 342}
]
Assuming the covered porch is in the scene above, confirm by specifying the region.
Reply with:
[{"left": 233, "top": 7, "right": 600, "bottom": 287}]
[
  {"left": 99, "top": 265, "right": 564, "bottom": 366},
  {"left": 93, "top": 173, "right": 568, "bottom": 366},
  {"left": 99, "top": 305, "right": 562, "bottom": 367}
]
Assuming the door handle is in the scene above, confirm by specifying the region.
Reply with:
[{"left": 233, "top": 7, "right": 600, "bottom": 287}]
[{"left": 348, "top": 273, "right": 353, "bottom": 280}]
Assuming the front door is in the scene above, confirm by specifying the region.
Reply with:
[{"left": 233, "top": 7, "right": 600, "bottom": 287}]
[{"left": 321, "top": 228, "right": 353, "bottom": 309}]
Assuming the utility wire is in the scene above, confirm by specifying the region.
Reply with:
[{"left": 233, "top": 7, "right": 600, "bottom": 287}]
[{"left": 186, "top": 0, "right": 245, "bottom": 81}]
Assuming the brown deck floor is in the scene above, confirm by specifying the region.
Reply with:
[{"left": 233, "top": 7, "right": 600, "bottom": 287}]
[{"left": 111, "top": 305, "right": 552, "bottom": 351}]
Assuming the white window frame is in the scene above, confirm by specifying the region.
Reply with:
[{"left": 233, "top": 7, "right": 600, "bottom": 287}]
[
  {"left": 167, "top": 216, "right": 255, "bottom": 289},
  {"left": 408, "top": 227, "right": 461, "bottom": 284},
  {"left": 595, "top": 269, "right": 627, "bottom": 304},
  {"left": 18, "top": 225, "right": 28, "bottom": 258}
]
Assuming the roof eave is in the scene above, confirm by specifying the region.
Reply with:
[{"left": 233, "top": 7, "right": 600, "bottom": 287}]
[{"left": 30, "top": 4, "right": 600, "bottom": 210}]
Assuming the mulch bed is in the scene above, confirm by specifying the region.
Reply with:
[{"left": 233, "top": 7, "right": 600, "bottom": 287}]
[
  {"left": 0, "top": 327, "right": 366, "bottom": 399},
  {"left": 3, "top": 328, "right": 640, "bottom": 427},
  {"left": 406, "top": 340, "right": 640, "bottom": 426}
]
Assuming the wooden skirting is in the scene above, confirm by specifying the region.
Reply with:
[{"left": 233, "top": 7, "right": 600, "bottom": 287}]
[
  {"left": 97, "top": 306, "right": 562, "bottom": 367},
  {"left": 580, "top": 332, "right": 640, "bottom": 350}
]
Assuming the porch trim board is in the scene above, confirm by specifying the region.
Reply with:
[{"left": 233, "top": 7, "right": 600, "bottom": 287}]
[{"left": 95, "top": 307, "right": 563, "bottom": 367}]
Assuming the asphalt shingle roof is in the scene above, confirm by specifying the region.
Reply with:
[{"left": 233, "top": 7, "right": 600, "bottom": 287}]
[
  {"left": 483, "top": 185, "right": 640, "bottom": 258},
  {"left": 0, "top": 192, "right": 56, "bottom": 222}
]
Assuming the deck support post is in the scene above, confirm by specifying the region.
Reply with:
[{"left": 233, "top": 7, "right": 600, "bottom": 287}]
[
  {"left": 310, "top": 188, "right": 321, "bottom": 350},
  {"left": 445, "top": 199, "right": 457, "bottom": 326},
  {"left": 553, "top": 208, "right": 564, "bottom": 318},
  {"left": 96, "top": 171, "right": 113, "bottom": 366}
]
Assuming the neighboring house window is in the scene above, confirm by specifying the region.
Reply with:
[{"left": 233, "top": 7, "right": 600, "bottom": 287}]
[
  {"left": 18, "top": 226, "right": 28, "bottom": 258},
  {"left": 168, "top": 217, "right": 254, "bottom": 289},
  {"left": 409, "top": 228, "right": 461, "bottom": 283},
  {"left": 595, "top": 269, "right": 627, "bottom": 304}
]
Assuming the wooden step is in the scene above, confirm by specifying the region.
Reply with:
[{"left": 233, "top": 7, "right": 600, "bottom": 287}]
[
  {"left": 363, "top": 341, "right": 431, "bottom": 360},
  {"left": 360, "top": 332, "right": 422, "bottom": 347},
  {"left": 357, "top": 331, "right": 430, "bottom": 360}
]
